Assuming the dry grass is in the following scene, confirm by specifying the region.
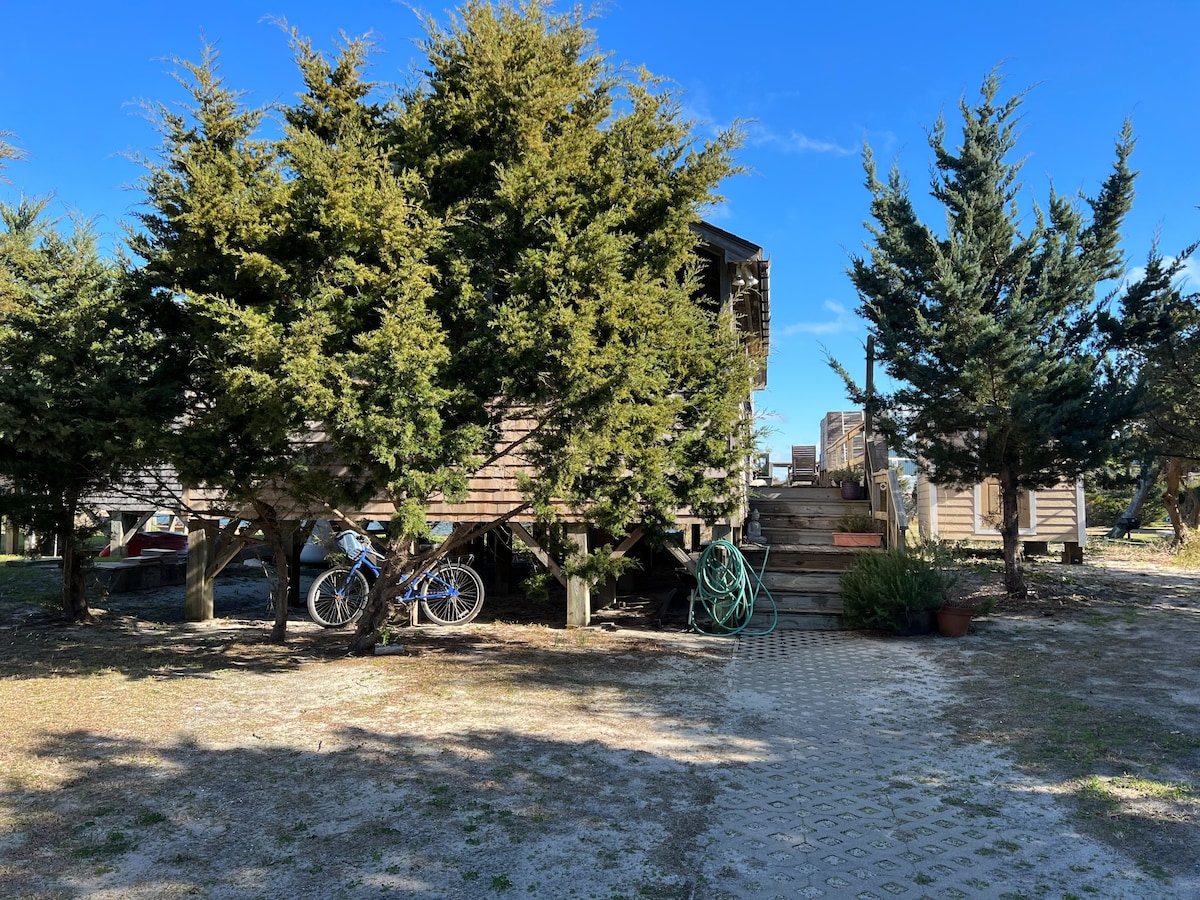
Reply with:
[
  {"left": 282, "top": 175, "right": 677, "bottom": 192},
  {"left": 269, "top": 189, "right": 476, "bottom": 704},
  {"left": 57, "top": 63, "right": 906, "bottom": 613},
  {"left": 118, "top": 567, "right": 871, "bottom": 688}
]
[
  {"left": 0, "top": 566, "right": 731, "bottom": 899},
  {"left": 928, "top": 542, "right": 1200, "bottom": 880},
  {"left": 3, "top": 543, "right": 1200, "bottom": 892}
]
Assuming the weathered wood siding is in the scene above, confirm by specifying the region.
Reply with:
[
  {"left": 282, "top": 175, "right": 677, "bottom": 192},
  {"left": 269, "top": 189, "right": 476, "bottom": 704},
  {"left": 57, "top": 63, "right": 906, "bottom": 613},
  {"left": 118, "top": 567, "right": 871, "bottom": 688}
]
[{"left": 177, "top": 415, "right": 739, "bottom": 529}]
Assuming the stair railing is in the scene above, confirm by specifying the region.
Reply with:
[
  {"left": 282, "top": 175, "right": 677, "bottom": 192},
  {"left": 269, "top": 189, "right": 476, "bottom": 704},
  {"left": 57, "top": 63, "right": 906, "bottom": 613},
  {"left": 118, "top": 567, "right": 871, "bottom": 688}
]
[{"left": 863, "top": 432, "right": 908, "bottom": 551}]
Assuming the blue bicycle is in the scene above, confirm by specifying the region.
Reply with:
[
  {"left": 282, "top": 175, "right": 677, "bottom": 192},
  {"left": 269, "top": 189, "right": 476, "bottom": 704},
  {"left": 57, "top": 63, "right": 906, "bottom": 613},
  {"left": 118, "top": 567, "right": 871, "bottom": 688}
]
[{"left": 306, "top": 530, "right": 485, "bottom": 628}]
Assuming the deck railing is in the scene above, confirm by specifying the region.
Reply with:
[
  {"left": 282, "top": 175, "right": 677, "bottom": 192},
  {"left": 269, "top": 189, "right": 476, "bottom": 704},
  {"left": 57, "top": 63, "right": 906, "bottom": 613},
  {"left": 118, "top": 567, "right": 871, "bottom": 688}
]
[{"left": 840, "top": 420, "right": 908, "bottom": 551}]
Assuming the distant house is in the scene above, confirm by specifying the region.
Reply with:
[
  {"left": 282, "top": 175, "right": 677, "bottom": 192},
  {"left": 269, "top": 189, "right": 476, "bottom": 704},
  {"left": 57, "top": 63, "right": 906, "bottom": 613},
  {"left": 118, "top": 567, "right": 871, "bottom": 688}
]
[{"left": 915, "top": 475, "right": 1086, "bottom": 557}]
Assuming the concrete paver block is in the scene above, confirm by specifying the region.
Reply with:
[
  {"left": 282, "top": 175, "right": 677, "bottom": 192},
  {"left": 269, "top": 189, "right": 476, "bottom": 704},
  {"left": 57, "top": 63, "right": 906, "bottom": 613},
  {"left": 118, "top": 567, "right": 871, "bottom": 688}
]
[{"left": 700, "top": 630, "right": 1174, "bottom": 899}]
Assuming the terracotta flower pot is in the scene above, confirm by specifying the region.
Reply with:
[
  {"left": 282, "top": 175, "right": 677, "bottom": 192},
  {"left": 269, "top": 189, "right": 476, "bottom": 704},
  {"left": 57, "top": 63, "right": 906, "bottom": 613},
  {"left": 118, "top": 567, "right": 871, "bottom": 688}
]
[{"left": 936, "top": 605, "right": 975, "bottom": 637}]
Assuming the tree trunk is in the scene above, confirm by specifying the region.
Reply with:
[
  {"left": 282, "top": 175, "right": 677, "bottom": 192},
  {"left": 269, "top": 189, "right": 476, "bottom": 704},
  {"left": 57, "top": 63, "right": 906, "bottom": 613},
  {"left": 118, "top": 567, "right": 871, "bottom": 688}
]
[
  {"left": 1183, "top": 485, "right": 1200, "bottom": 530},
  {"left": 250, "top": 501, "right": 292, "bottom": 644},
  {"left": 348, "top": 576, "right": 392, "bottom": 656},
  {"left": 59, "top": 495, "right": 93, "bottom": 624},
  {"left": 1106, "top": 462, "right": 1160, "bottom": 539},
  {"left": 346, "top": 530, "right": 470, "bottom": 656},
  {"left": 60, "top": 528, "right": 93, "bottom": 623},
  {"left": 1163, "top": 456, "right": 1190, "bottom": 545},
  {"left": 999, "top": 467, "right": 1027, "bottom": 598},
  {"left": 268, "top": 530, "right": 290, "bottom": 644}
]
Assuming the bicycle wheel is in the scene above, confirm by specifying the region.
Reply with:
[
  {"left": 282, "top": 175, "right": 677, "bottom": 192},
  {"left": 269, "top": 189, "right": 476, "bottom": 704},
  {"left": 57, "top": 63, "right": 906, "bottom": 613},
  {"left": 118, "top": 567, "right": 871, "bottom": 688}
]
[
  {"left": 419, "top": 563, "right": 485, "bottom": 625},
  {"left": 306, "top": 567, "right": 370, "bottom": 628}
]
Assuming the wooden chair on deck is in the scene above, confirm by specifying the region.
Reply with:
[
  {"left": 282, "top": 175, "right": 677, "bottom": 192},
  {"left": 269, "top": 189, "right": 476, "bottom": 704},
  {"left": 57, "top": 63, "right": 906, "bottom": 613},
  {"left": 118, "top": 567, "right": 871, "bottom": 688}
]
[{"left": 790, "top": 445, "right": 817, "bottom": 485}]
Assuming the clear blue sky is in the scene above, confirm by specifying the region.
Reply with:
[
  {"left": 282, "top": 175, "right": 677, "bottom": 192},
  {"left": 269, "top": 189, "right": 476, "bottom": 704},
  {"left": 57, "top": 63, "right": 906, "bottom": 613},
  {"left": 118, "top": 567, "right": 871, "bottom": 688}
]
[{"left": 4, "top": 1, "right": 1199, "bottom": 464}]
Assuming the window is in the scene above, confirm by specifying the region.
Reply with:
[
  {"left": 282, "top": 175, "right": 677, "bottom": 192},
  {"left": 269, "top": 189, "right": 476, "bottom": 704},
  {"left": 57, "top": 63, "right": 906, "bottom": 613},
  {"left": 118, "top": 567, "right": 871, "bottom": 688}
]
[{"left": 974, "top": 480, "right": 1035, "bottom": 535}]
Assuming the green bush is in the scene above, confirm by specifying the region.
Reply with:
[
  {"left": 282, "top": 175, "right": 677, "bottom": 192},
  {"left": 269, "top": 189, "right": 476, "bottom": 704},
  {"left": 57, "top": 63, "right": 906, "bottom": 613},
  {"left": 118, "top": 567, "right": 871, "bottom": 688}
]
[{"left": 840, "top": 549, "right": 949, "bottom": 633}]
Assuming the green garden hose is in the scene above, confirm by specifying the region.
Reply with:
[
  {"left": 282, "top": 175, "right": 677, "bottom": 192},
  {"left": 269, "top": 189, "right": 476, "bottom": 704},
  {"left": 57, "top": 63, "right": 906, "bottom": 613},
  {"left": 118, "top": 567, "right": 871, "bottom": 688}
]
[{"left": 689, "top": 538, "right": 777, "bottom": 636}]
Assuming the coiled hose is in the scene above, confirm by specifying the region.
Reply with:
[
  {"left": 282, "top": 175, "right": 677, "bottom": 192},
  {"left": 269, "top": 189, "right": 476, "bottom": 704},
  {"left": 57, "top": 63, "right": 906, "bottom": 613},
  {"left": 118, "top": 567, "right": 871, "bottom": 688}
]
[{"left": 688, "top": 538, "right": 777, "bottom": 636}]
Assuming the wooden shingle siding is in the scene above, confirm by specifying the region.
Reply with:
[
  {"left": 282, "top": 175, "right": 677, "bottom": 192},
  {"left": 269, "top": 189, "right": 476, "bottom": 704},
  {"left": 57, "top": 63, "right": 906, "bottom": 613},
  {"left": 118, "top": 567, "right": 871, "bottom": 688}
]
[{"left": 87, "top": 466, "right": 183, "bottom": 512}]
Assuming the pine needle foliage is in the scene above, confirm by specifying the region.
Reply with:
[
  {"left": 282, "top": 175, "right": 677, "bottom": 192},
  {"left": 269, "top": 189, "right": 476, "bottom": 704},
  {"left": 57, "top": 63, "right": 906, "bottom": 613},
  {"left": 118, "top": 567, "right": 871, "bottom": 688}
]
[
  {"left": 133, "top": 2, "right": 758, "bottom": 644},
  {"left": 839, "top": 70, "right": 1139, "bottom": 597},
  {"left": 0, "top": 200, "right": 185, "bottom": 621}
]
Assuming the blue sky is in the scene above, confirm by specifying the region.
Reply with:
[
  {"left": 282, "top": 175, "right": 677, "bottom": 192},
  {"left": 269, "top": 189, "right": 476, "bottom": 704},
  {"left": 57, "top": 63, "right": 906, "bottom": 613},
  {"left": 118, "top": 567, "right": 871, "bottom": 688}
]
[{"left": 4, "top": 1, "right": 1200, "bottom": 464}]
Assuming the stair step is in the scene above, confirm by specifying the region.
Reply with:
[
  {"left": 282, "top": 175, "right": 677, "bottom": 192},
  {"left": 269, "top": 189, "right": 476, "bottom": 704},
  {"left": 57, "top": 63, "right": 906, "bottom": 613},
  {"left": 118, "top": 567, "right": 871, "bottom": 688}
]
[
  {"left": 752, "top": 486, "right": 846, "bottom": 502},
  {"left": 759, "top": 571, "right": 841, "bottom": 594},
  {"left": 758, "top": 515, "right": 869, "bottom": 532},
  {"left": 759, "top": 529, "right": 844, "bottom": 545},
  {"left": 760, "top": 591, "right": 844, "bottom": 615},
  {"left": 751, "top": 500, "right": 870, "bottom": 517},
  {"left": 741, "top": 546, "right": 861, "bottom": 572},
  {"left": 752, "top": 612, "right": 843, "bottom": 631}
]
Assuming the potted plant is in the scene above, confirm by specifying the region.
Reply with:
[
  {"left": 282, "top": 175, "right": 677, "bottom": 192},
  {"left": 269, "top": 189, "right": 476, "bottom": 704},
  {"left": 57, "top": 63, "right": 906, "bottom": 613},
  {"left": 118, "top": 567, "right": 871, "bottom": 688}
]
[
  {"left": 832, "top": 513, "right": 882, "bottom": 548},
  {"left": 839, "top": 549, "right": 946, "bottom": 635},
  {"left": 935, "top": 593, "right": 994, "bottom": 637},
  {"left": 914, "top": 539, "right": 989, "bottom": 637},
  {"left": 828, "top": 466, "right": 865, "bottom": 500}
]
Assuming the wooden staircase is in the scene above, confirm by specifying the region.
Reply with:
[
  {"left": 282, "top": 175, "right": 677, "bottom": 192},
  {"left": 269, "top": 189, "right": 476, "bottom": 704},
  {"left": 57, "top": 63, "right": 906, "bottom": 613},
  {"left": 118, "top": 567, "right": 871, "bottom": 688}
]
[{"left": 742, "top": 485, "right": 870, "bottom": 630}]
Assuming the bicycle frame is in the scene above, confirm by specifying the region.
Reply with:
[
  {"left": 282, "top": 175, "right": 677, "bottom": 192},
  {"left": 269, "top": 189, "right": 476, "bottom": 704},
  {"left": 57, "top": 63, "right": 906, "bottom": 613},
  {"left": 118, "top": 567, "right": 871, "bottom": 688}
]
[
  {"left": 307, "top": 530, "right": 485, "bottom": 629},
  {"left": 340, "top": 539, "right": 467, "bottom": 604}
]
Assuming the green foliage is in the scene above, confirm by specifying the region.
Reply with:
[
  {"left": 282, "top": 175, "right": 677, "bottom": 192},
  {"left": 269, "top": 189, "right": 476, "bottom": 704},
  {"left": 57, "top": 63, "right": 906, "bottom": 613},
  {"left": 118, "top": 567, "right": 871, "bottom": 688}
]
[
  {"left": 0, "top": 199, "right": 185, "bottom": 620},
  {"left": 827, "top": 466, "right": 863, "bottom": 486},
  {"left": 0, "top": 132, "right": 25, "bottom": 181},
  {"left": 1102, "top": 247, "right": 1200, "bottom": 463},
  {"left": 394, "top": 0, "right": 755, "bottom": 538},
  {"left": 839, "top": 549, "right": 950, "bottom": 632},
  {"left": 135, "top": 3, "right": 756, "bottom": 644},
  {"left": 839, "top": 70, "right": 1139, "bottom": 597},
  {"left": 835, "top": 513, "right": 875, "bottom": 533},
  {"left": 1085, "top": 480, "right": 1165, "bottom": 528},
  {"left": 519, "top": 571, "right": 553, "bottom": 604},
  {"left": 561, "top": 543, "right": 640, "bottom": 587}
]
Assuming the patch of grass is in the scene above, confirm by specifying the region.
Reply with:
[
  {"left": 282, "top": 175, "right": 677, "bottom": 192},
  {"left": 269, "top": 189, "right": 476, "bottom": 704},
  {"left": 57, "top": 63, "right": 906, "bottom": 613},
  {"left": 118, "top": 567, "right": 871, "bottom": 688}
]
[
  {"left": 1080, "top": 607, "right": 1139, "bottom": 626},
  {"left": 941, "top": 608, "right": 1200, "bottom": 883},
  {"left": 426, "top": 784, "right": 453, "bottom": 809},
  {"left": 940, "top": 792, "right": 1002, "bottom": 818},
  {"left": 1075, "top": 773, "right": 1197, "bottom": 811},
  {"left": 135, "top": 811, "right": 167, "bottom": 826},
  {"left": 76, "top": 830, "right": 134, "bottom": 859},
  {"left": 0, "top": 559, "right": 61, "bottom": 612}
]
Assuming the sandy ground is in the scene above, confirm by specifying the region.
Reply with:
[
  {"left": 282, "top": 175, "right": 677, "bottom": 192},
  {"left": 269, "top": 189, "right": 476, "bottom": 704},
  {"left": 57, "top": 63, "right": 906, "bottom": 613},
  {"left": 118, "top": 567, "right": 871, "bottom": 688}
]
[{"left": 1, "top": 548, "right": 1198, "bottom": 897}]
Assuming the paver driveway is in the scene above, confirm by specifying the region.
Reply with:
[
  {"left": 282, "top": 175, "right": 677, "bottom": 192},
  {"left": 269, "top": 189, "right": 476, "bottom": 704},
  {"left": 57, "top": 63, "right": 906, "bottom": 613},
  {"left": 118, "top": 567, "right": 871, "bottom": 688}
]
[{"left": 699, "top": 630, "right": 1169, "bottom": 899}]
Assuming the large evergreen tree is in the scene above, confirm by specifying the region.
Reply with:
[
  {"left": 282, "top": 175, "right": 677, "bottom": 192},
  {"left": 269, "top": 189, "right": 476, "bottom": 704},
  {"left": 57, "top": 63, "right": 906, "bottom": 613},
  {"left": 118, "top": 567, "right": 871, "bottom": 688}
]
[
  {"left": 391, "top": 0, "right": 752, "bottom": 536},
  {"left": 132, "top": 40, "right": 451, "bottom": 642},
  {"left": 842, "top": 71, "right": 1138, "bottom": 596},
  {"left": 0, "top": 199, "right": 184, "bottom": 621},
  {"left": 135, "top": 2, "right": 757, "bottom": 648}
]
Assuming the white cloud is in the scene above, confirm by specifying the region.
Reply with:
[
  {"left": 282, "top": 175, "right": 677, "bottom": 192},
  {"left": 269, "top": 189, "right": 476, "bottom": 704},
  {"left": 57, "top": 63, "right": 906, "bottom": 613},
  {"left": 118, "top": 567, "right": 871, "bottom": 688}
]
[
  {"left": 780, "top": 300, "right": 860, "bottom": 336},
  {"left": 748, "top": 122, "right": 857, "bottom": 156},
  {"left": 782, "top": 132, "right": 858, "bottom": 156},
  {"left": 1121, "top": 254, "right": 1200, "bottom": 294},
  {"left": 1181, "top": 256, "right": 1200, "bottom": 291}
]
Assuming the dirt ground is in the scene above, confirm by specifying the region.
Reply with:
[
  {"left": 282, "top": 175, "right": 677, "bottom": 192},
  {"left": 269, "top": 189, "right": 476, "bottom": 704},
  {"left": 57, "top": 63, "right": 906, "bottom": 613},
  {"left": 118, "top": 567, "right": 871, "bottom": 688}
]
[
  {"left": 930, "top": 545, "right": 1200, "bottom": 885},
  {"left": 1, "top": 544, "right": 1198, "bottom": 898}
]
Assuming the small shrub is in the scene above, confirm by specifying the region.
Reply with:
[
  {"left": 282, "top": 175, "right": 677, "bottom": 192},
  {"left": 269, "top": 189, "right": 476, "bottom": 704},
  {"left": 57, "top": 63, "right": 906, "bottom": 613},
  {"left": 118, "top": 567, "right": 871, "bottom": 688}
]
[
  {"left": 840, "top": 549, "right": 948, "bottom": 632},
  {"left": 835, "top": 513, "right": 875, "bottom": 533}
]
